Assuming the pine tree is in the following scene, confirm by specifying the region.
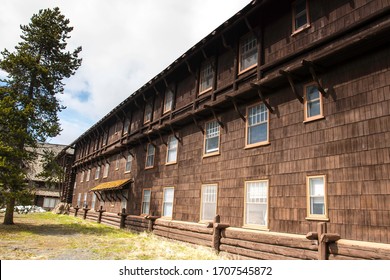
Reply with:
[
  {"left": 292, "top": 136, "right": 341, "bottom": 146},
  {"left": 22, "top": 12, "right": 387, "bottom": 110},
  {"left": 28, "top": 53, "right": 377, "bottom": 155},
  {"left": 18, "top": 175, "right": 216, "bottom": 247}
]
[{"left": 0, "top": 7, "right": 82, "bottom": 224}]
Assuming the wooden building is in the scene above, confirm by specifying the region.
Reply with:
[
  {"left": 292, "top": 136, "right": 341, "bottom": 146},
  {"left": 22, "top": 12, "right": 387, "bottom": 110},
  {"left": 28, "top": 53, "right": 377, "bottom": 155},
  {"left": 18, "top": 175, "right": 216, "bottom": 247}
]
[{"left": 65, "top": 0, "right": 390, "bottom": 254}]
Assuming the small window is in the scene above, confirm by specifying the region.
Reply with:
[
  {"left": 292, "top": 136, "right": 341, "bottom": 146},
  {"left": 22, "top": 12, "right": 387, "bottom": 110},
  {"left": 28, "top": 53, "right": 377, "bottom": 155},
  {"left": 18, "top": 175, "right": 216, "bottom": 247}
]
[
  {"left": 304, "top": 84, "right": 323, "bottom": 122},
  {"left": 95, "top": 166, "right": 100, "bottom": 180},
  {"left": 121, "top": 193, "right": 128, "bottom": 211},
  {"left": 141, "top": 189, "right": 151, "bottom": 215},
  {"left": 246, "top": 103, "right": 269, "bottom": 148},
  {"left": 103, "top": 163, "right": 109, "bottom": 178},
  {"left": 91, "top": 193, "right": 97, "bottom": 210},
  {"left": 163, "top": 89, "right": 174, "bottom": 114},
  {"left": 306, "top": 175, "right": 328, "bottom": 220},
  {"left": 145, "top": 143, "right": 155, "bottom": 169},
  {"left": 80, "top": 171, "right": 84, "bottom": 183},
  {"left": 86, "top": 169, "right": 91, "bottom": 182},
  {"left": 144, "top": 103, "right": 153, "bottom": 124},
  {"left": 204, "top": 120, "right": 220, "bottom": 156},
  {"left": 239, "top": 33, "right": 258, "bottom": 73},
  {"left": 200, "top": 184, "right": 217, "bottom": 221},
  {"left": 83, "top": 193, "right": 88, "bottom": 208},
  {"left": 77, "top": 193, "right": 81, "bottom": 207},
  {"left": 115, "top": 155, "right": 120, "bottom": 170},
  {"left": 123, "top": 118, "right": 131, "bottom": 135},
  {"left": 244, "top": 180, "right": 268, "bottom": 228},
  {"left": 125, "top": 154, "right": 133, "bottom": 173},
  {"left": 102, "top": 131, "right": 108, "bottom": 146},
  {"left": 199, "top": 59, "right": 214, "bottom": 94},
  {"left": 292, "top": 0, "right": 310, "bottom": 33},
  {"left": 166, "top": 136, "right": 178, "bottom": 164},
  {"left": 162, "top": 187, "right": 174, "bottom": 218}
]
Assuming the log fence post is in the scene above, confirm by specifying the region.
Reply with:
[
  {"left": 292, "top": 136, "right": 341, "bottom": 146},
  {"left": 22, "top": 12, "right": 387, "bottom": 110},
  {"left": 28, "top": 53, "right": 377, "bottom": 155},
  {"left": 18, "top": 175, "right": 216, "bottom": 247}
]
[
  {"left": 306, "top": 222, "right": 341, "bottom": 260},
  {"left": 145, "top": 215, "right": 159, "bottom": 232},
  {"left": 74, "top": 205, "right": 79, "bottom": 217},
  {"left": 209, "top": 215, "right": 230, "bottom": 253},
  {"left": 97, "top": 206, "right": 106, "bottom": 223},
  {"left": 82, "top": 207, "right": 90, "bottom": 220},
  {"left": 118, "top": 208, "right": 129, "bottom": 229}
]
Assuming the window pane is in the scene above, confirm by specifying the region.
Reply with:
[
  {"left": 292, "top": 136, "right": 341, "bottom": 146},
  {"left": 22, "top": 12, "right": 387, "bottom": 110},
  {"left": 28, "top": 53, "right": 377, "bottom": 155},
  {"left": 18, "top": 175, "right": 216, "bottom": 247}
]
[
  {"left": 167, "top": 136, "right": 178, "bottom": 163},
  {"left": 240, "top": 35, "right": 258, "bottom": 71},
  {"left": 201, "top": 185, "right": 217, "bottom": 220},
  {"left": 309, "top": 178, "right": 324, "bottom": 196},
  {"left": 199, "top": 61, "right": 214, "bottom": 93},
  {"left": 163, "top": 188, "right": 174, "bottom": 217},
  {"left": 309, "top": 177, "right": 325, "bottom": 215},
  {"left": 164, "top": 89, "right": 174, "bottom": 112},
  {"left": 248, "top": 123, "right": 267, "bottom": 144},
  {"left": 125, "top": 155, "right": 132, "bottom": 172},
  {"left": 205, "top": 121, "right": 220, "bottom": 153},
  {"left": 245, "top": 181, "right": 268, "bottom": 226},
  {"left": 311, "top": 197, "right": 324, "bottom": 215}
]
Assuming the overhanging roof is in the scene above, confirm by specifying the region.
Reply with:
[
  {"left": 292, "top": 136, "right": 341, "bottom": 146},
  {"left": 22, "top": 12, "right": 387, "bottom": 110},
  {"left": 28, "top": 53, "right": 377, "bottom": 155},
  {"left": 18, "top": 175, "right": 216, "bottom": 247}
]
[{"left": 89, "top": 179, "right": 132, "bottom": 192}]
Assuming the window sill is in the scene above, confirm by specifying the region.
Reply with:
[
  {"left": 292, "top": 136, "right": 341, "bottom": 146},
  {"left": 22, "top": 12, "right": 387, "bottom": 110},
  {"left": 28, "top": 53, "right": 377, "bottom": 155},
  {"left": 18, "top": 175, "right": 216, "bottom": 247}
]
[
  {"left": 291, "top": 24, "right": 311, "bottom": 37},
  {"left": 203, "top": 151, "right": 220, "bottom": 158},
  {"left": 244, "top": 141, "right": 270, "bottom": 150},
  {"left": 305, "top": 216, "right": 329, "bottom": 222},
  {"left": 165, "top": 161, "right": 177, "bottom": 166},
  {"left": 124, "top": 171, "right": 131, "bottom": 174},
  {"left": 199, "top": 88, "right": 212, "bottom": 96},
  {"left": 303, "top": 115, "right": 325, "bottom": 123},
  {"left": 243, "top": 225, "right": 269, "bottom": 231},
  {"left": 238, "top": 64, "right": 257, "bottom": 76},
  {"left": 145, "top": 166, "right": 154, "bottom": 170}
]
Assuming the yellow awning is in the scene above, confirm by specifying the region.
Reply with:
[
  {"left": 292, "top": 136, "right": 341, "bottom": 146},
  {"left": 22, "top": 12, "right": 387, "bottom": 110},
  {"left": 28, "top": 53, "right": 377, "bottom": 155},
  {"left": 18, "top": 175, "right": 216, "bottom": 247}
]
[{"left": 89, "top": 179, "right": 132, "bottom": 192}]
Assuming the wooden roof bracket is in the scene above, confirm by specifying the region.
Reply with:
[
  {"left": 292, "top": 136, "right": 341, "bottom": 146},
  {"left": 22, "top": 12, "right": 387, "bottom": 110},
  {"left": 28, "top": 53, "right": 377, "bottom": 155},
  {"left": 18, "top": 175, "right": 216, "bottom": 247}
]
[
  {"left": 153, "top": 86, "right": 160, "bottom": 96},
  {"left": 154, "top": 129, "right": 167, "bottom": 146},
  {"left": 225, "top": 95, "right": 246, "bottom": 122},
  {"left": 279, "top": 70, "right": 304, "bottom": 103},
  {"left": 169, "top": 125, "right": 182, "bottom": 143},
  {"left": 302, "top": 60, "right": 327, "bottom": 96},
  {"left": 127, "top": 149, "right": 135, "bottom": 158},
  {"left": 145, "top": 132, "right": 156, "bottom": 147},
  {"left": 250, "top": 83, "right": 275, "bottom": 114},
  {"left": 94, "top": 191, "right": 104, "bottom": 202},
  {"left": 120, "top": 190, "right": 128, "bottom": 201},
  {"left": 163, "top": 78, "right": 175, "bottom": 94},
  {"left": 204, "top": 105, "right": 225, "bottom": 129},
  {"left": 141, "top": 92, "right": 148, "bottom": 102},
  {"left": 221, "top": 33, "right": 234, "bottom": 52},
  {"left": 190, "top": 113, "right": 204, "bottom": 134},
  {"left": 134, "top": 99, "right": 142, "bottom": 110},
  {"left": 137, "top": 138, "right": 147, "bottom": 152},
  {"left": 114, "top": 191, "right": 122, "bottom": 201},
  {"left": 185, "top": 60, "right": 195, "bottom": 76},
  {"left": 109, "top": 191, "right": 116, "bottom": 202}
]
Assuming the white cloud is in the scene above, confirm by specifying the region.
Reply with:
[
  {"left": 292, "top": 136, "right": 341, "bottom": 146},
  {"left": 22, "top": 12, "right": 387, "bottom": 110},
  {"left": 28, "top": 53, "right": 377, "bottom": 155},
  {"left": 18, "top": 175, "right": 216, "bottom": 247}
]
[{"left": 0, "top": 0, "right": 251, "bottom": 145}]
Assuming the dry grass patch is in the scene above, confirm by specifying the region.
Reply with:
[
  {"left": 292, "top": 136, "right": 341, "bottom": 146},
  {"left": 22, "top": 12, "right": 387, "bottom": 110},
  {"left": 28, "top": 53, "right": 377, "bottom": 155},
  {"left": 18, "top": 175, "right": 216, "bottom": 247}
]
[{"left": 0, "top": 212, "right": 224, "bottom": 260}]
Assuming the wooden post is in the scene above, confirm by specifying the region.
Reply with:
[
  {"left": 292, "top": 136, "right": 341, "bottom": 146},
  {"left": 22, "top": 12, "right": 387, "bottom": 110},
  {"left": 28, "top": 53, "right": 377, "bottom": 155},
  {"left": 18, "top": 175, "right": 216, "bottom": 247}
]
[
  {"left": 118, "top": 208, "right": 128, "bottom": 229},
  {"left": 74, "top": 205, "right": 79, "bottom": 217},
  {"left": 83, "top": 207, "right": 90, "bottom": 220},
  {"left": 145, "top": 215, "right": 159, "bottom": 232},
  {"left": 317, "top": 222, "right": 327, "bottom": 260},
  {"left": 212, "top": 215, "right": 221, "bottom": 252},
  {"left": 97, "top": 206, "right": 105, "bottom": 223}
]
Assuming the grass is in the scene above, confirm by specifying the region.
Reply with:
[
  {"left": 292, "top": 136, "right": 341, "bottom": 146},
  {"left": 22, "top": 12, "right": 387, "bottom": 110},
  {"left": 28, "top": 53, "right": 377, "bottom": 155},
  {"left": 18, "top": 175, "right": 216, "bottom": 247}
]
[{"left": 0, "top": 212, "right": 224, "bottom": 260}]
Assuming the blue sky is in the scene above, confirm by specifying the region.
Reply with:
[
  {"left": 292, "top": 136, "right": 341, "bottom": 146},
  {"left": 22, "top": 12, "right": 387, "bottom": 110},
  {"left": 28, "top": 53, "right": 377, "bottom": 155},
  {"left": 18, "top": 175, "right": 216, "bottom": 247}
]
[{"left": 0, "top": 0, "right": 251, "bottom": 145}]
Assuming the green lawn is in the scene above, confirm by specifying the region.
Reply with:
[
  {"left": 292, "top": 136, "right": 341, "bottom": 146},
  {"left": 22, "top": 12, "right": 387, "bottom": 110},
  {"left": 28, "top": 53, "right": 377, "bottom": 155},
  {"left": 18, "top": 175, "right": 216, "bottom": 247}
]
[{"left": 0, "top": 212, "right": 223, "bottom": 260}]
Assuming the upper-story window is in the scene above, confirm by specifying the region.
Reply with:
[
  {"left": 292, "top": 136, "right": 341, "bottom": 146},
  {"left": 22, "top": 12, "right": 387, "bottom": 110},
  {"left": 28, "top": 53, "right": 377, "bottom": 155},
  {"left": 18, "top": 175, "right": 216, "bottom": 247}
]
[
  {"left": 292, "top": 0, "right": 310, "bottom": 33},
  {"left": 239, "top": 33, "right": 258, "bottom": 73},
  {"left": 80, "top": 171, "right": 84, "bottom": 183},
  {"left": 166, "top": 135, "right": 178, "bottom": 164},
  {"left": 304, "top": 83, "right": 323, "bottom": 122},
  {"left": 94, "top": 166, "right": 100, "bottom": 180},
  {"left": 125, "top": 154, "right": 133, "bottom": 173},
  {"left": 199, "top": 59, "right": 214, "bottom": 94},
  {"left": 246, "top": 103, "right": 269, "bottom": 148},
  {"left": 103, "top": 162, "right": 109, "bottom": 178},
  {"left": 145, "top": 143, "right": 155, "bottom": 169},
  {"left": 123, "top": 118, "right": 131, "bottom": 135},
  {"left": 144, "top": 103, "right": 153, "bottom": 124},
  {"left": 163, "top": 89, "right": 174, "bottom": 114},
  {"left": 86, "top": 169, "right": 91, "bottom": 182},
  {"left": 204, "top": 120, "right": 220, "bottom": 156}
]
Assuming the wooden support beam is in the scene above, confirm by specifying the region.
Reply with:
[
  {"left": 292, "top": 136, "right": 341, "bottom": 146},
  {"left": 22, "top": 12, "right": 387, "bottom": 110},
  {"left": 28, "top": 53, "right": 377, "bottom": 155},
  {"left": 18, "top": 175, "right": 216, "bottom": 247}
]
[
  {"left": 279, "top": 69, "right": 304, "bottom": 103},
  {"left": 154, "top": 129, "right": 167, "bottom": 146},
  {"left": 153, "top": 86, "right": 160, "bottom": 96},
  {"left": 317, "top": 222, "right": 327, "bottom": 260},
  {"left": 137, "top": 138, "right": 147, "bottom": 152},
  {"left": 114, "top": 191, "right": 122, "bottom": 201},
  {"left": 185, "top": 60, "right": 194, "bottom": 75},
  {"left": 221, "top": 33, "right": 233, "bottom": 52},
  {"left": 302, "top": 60, "right": 327, "bottom": 96},
  {"left": 141, "top": 92, "right": 148, "bottom": 102},
  {"left": 204, "top": 105, "right": 224, "bottom": 129},
  {"left": 134, "top": 99, "right": 142, "bottom": 110},
  {"left": 190, "top": 114, "right": 204, "bottom": 134},
  {"left": 250, "top": 83, "right": 275, "bottom": 114},
  {"left": 168, "top": 125, "right": 182, "bottom": 143},
  {"left": 225, "top": 95, "right": 246, "bottom": 122}
]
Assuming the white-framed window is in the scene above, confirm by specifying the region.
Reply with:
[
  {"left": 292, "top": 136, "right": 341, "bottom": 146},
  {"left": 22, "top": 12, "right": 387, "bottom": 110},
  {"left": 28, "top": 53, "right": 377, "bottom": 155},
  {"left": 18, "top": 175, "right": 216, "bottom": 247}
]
[
  {"left": 162, "top": 187, "right": 174, "bottom": 218},
  {"left": 246, "top": 103, "right": 269, "bottom": 147},
  {"left": 163, "top": 89, "right": 174, "bottom": 114},
  {"left": 115, "top": 154, "right": 120, "bottom": 170},
  {"left": 304, "top": 83, "right": 323, "bottom": 122},
  {"left": 86, "top": 169, "right": 91, "bottom": 182},
  {"left": 166, "top": 135, "right": 178, "bottom": 164},
  {"left": 239, "top": 33, "right": 258, "bottom": 73},
  {"left": 199, "top": 59, "right": 214, "bottom": 94},
  {"left": 83, "top": 193, "right": 88, "bottom": 208},
  {"left": 91, "top": 193, "right": 97, "bottom": 210},
  {"left": 103, "top": 163, "right": 109, "bottom": 178},
  {"left": 204, "top": 120, "right": 220, "bottom": 156},
  {"left": 77, "top": 193, "right": 81, "bottom": 207},
  {"left": 125, "top": 154, "right": 133, "bottom": 173},
  {"left": 144, "top": 103, "right": 153, "bottom": 124},
  {"left": 80, "top": 171, "right": 84, "bottom": 183},
  {"left": 292, "top": 0, "right": 310, "bottom": 33},
  {"left": 121, "top": 193, "right": 128, "bottom": 211},
  {"left": 43, "top": 197, "right": 59, "bottom": 208},
  {"left": 95, "top": 166, "right": 100, "bottom": 180},
  {"left": 244, "top": 180, "right": 268, "bottom": 228},
  {"left": 307, "top": 175, "right": 328, "bottom": 220},
  {"left": 200, "top": 184, "right": 217, "bottom": 221},
  {"left": 145, "top": 143, "right": 155, "bottom": 169},
  {"left": 141, "top": 189, "right": 151, "bottom": 215}
]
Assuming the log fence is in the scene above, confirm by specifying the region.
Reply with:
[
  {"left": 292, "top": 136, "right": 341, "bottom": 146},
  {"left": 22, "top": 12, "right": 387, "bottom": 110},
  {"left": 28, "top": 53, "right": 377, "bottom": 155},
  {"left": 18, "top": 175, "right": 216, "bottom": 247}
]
[{"left": 67, "top": 208, "right": 390, "bottom": 260}]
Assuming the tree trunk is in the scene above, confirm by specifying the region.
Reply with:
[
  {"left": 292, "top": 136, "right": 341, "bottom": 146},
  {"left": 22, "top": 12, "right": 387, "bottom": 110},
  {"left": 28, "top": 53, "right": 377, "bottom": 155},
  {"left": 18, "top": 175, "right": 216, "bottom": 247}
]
[{"left": 3, "top": 196, "right": 15, "bottom": 225}]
